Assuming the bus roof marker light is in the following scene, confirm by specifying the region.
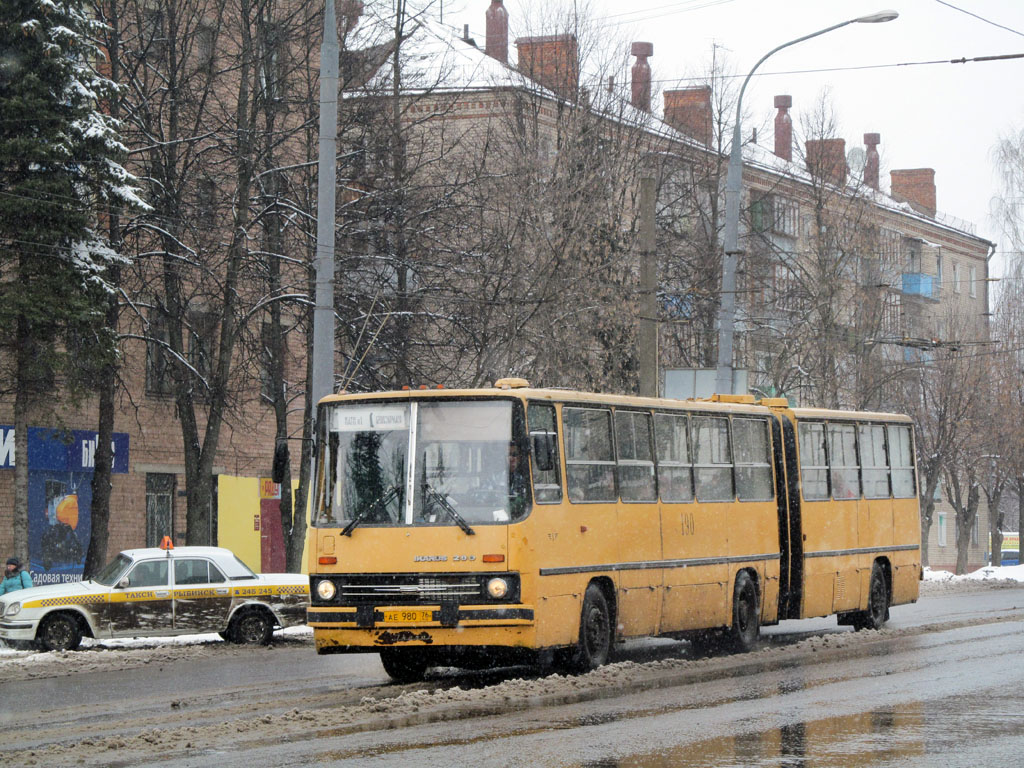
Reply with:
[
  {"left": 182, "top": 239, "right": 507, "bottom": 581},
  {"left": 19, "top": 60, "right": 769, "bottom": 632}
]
[{"left": 493, "top": 377, "right": 529, "bottom": 389}]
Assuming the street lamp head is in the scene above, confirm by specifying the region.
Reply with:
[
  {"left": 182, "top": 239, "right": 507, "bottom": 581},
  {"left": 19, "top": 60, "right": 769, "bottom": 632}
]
[{"left": 855, "top": 10, "right": 899, "bottom": 23}]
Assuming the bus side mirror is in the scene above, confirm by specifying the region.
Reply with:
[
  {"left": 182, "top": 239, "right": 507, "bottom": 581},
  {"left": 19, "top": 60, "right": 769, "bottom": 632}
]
[
  {"left": 271, "top": 440, "right": 289, "bottom": 484},
  {"left": 531, "top": 433, "right": 555, "bottom": 472}
]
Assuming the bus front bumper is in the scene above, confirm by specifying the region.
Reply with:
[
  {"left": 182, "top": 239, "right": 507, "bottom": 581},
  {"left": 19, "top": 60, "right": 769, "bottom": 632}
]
[{"left": 307, "top": 604, "right": 535, "bottom": 651}]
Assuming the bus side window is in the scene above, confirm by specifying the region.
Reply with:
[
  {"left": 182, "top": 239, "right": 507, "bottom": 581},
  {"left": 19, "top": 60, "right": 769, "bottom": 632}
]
[
  {"left": 859, "top": 424, "right": 890, "bottom": 498},
  {"left": 827, "top": 422, "right": 860, "bottom": 499},
  {"left": 692, "top": 415, "right": 733, "bottom": 502},
  {"left": 527, "top": 403, "right": 562, "bottom": 503},
  {"left": 887, "top": 424, "right": 916, "bottom": 498},
  {"left": 563, "top": 407, "right": 617, "bottom": 503},
  {"left": 733, "top": 417, "right": 773, "bottom": 501},
  {"left": 655, "top": 412, "right": 693, "bottom": 502},
  {"left": 798, "top": 421, "right": 829, "bottom": 501},
  {"left": 615, "top": 410, "right": 656, "bottom": 502}
]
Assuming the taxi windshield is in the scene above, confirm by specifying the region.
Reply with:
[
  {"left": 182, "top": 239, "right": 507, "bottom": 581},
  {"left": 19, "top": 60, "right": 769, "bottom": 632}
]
[
  {"left": 316, "top": 399, "right": 528, "bottom": 528},
  {"left": 93, "top": 553, "right": 132, "bottom": 586}
]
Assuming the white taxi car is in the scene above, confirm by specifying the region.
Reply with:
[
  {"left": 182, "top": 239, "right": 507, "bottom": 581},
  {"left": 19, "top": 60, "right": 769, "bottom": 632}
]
[{"left": 0, "top": 545, "right": 309, "bottom": 651}]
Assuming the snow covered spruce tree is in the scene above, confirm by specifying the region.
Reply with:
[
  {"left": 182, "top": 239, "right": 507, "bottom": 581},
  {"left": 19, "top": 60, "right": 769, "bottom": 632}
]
[{"left": 0, "top": 0, "right": 143, "bottom": 563}]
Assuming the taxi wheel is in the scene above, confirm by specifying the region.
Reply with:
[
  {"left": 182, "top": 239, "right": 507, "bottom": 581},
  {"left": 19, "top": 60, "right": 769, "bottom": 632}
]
[
  {"left": 379, "top": 648, "right": 429, "bottom": 683},
  {"left": 231, "top": 609, "right": 274, "bottom": 645},
  {"left": 37, "top": 612, "right": 82, "bottom": 652}
]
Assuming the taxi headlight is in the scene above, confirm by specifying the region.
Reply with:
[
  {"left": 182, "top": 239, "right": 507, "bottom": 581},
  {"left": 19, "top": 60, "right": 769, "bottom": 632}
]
[
  {"left": 5, "top": 602, "right": 20, "bottom": 617},
  {"left": 486, "top": 578, "right": 509, "bottom": 599},
  {"left": 316, "top": 579, "right": 337, "bottom": 601}
]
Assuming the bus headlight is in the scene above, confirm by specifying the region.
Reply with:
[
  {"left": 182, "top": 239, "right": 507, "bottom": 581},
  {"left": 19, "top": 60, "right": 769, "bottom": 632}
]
[
  {"left": 486, "top": 578, "right": 509, "bottom": 599},
  {"left": 316, "top": 579, "right": 337, "bottom": 601}
]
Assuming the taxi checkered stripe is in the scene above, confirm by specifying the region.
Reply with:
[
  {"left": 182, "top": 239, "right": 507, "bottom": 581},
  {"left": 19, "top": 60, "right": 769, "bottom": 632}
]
[
  {"left": 276, "top": 585, "right": 308, "bottom": 595},
  {"left": 33, "top": 594, "right": 106, "bottom": 608}
]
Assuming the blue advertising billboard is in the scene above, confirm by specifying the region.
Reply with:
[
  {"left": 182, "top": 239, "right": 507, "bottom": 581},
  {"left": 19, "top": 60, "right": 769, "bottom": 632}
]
[{"left": 1, "top": 426, "right": 130, "bottom": 584}]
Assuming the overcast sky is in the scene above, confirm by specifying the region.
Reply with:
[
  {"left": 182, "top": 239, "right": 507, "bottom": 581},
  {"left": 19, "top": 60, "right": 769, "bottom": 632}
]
[{"left": 449, "top": 0, "right": 1024, "bottom": 276}]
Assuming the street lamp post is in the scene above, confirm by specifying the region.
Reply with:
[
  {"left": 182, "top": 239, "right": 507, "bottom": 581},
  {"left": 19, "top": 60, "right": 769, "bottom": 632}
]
[
  {"left": 714, "top": 10, "right": 899, "bottom": 396},
  {"left": 313, "top": 0, "right": 340, "bottom": 408}
]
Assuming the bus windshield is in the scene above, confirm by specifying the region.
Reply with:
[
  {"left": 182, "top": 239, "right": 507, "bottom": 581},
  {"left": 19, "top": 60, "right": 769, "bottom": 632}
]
[{"left": 316, "top": 400, "right": 528, "bottom": 528}]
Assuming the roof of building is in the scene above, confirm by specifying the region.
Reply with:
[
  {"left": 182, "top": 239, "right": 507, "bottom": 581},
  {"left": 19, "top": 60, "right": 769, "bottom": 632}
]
[{"left": 344, "top": 4, "right": 991, "bottom": 249}]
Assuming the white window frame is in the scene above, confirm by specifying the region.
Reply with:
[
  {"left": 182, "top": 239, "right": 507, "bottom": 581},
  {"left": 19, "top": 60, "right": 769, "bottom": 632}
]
[
  {"left": 969, "top": 265, "right": 977, "bottom": 298},
  {"left": 937, "top": 512, "right": 947, "bottom": 547}
]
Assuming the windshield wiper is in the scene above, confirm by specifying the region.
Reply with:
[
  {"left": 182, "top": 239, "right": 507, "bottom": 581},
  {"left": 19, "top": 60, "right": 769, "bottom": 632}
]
[
  {"left": 424, "top": 484, "right": 476, "bottom": 536},
  {"left": 341, "top": 484, "right": 401, "bottom": 537}
]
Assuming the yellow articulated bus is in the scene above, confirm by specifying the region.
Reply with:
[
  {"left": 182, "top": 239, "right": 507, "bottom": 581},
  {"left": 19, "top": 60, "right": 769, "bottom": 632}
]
[{"left": 306, "top": 379, "right": 920, "bottom": 682}]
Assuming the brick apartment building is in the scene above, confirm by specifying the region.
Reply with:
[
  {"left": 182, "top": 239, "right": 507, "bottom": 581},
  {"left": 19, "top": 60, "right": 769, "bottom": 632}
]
[{"left": 0, "top": 1, "right": 993, "bottom": 578}]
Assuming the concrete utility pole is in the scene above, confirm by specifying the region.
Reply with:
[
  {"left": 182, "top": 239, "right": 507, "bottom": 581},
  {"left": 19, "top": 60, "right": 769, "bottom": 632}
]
[
  {"left": 313, "top": 0, "right": 339, "bottom": 408},
  {"left": 714, "top": 9, "right": 899, "bottom": 396},
  {"left": 639, "top": 175, "right": 658, "bottom": 398}
]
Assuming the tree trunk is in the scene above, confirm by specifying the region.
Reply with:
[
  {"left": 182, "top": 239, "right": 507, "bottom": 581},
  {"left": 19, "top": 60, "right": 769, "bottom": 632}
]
[{"left": 11, "top": 371, "right": 30, "bottom": 566}]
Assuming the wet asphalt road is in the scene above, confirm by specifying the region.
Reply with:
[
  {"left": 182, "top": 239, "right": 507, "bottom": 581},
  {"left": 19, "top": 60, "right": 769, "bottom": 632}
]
[{"left": 3, "top": 586, "right": 1024, "bottom": 766}]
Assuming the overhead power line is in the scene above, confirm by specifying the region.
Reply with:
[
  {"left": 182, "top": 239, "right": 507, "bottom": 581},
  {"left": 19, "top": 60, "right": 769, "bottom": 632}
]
[{"left": 933, "top": 0, "right": 1024, "bottom": 40}]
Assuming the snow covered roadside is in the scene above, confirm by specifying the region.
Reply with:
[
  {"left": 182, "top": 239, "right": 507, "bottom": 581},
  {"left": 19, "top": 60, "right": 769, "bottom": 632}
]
[
  {"left": 921, "top": 563, "right": 1024, "bottom": 594},
  {"left": 0, "top": 625, "right": 312, "bottom": 678}
]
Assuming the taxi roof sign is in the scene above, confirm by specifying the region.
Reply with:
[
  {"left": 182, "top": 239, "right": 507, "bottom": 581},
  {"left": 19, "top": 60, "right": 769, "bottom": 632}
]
[{"left": 159, "top": 536, "right": 174, "bottom": 550}]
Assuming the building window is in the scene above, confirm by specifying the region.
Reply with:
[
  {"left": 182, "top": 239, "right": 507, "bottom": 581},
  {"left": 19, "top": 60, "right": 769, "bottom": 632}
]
[
  {"left": 971, "top": 515, "right": 979, "bottom": 547},
  {"left": 969, "top": 265, "right": 977, "bottom": 298},
  {"left": 146, "top": 473, "right": 175, "bottom": 548},
  {"left": 195, "top": 22, "right": 215, "bottom": 72},
  {"left": 773, "top": 196, "right": 799, "bottom": 237},
  {"left": 879, "top": 229, "right": 901, "bottom": 269},
  {"left": 881, "top": 292, "right": 901, "bottom": 337},
  {"left": 937, "top": 512, "right": 947, "bottom": 547},
  {"left": 146, "top": 310, "right": 174, "bottom": 396},
  {"left": 141, "top": 8, "right": 167, "bottom": 62},
  {"left": 188, "top": 309, "right": 217, "bottom": 390},
  {"left": 952, "top": 262, "right": 961, "bottom": 293},
  {"left": 197, "top": 178, "right": 216, "bottom": 229}
]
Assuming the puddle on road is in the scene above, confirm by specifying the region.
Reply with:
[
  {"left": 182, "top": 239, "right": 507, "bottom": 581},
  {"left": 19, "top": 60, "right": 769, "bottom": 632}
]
[{"left": 572, "top": 691, "right": 1024, "bottom": 767}]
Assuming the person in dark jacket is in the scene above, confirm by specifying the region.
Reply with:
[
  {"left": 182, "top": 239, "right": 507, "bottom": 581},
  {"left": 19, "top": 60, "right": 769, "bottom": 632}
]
[{"left": 0, "top": 557, "right": 33, "bottom": 595}]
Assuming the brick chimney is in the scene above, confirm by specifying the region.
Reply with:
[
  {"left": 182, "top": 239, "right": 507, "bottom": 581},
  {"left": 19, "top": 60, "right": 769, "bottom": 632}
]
[
  {"left": 891, "top": 168, "right": 936, "bottom": 217},
  {"left": 806, "top": 138, "right": 847, "bottom": 186},
  {"left": 485, "top": 0, "right": 508, "bottom": 64},
  {"left": 515, "top": 34, "right": 579, "bottom": 100},
  {"left": 863, "top": 133, "right": 880, "bottom": 191},
  {"left": 773, "top": 95, "right": 792, "bottom": 161},
  {"left": 630, "top": 42, "right": 653, "bottom": 112},
  {"left": 663, "top": 86, "right": 712, "bottom": 146},
  {"left": 340, "top": 0, "right": 363, "bottom": 33}
]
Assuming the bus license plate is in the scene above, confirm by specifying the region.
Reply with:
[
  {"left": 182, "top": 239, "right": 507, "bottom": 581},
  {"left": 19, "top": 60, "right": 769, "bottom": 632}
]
[{"left": 380, "top": 609, "right": 433, "bottom": 624}]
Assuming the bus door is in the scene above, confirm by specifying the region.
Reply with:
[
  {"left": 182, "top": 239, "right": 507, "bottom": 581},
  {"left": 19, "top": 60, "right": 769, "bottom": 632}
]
[
  {"left": 613, "top": 410, "right": 662, "bottom": 637},
  {"left": 771, "top": 414, "right": 800, "bottom": 620}
]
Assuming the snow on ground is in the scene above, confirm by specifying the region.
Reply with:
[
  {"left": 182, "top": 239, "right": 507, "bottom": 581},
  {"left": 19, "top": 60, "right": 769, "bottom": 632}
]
[
  {"left": 921, "top": 563, "right": 1024, "bottom": 594},
  {"left": 0, "top": 625, "right": 311, "bottom": 663}
]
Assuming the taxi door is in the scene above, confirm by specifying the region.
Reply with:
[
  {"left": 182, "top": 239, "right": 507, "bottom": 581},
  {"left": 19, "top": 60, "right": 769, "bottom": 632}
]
[
  {"left": 172, "top": 557, "right": 234, "bottom": 632},
  {"left": 107, "top": 558, "right": 174, "bottom": 635}
]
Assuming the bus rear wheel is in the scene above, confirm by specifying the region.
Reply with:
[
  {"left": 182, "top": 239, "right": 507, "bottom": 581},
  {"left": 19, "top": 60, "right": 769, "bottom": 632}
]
[
  {"left": 852, "top": 564, "right": 889, "bottom": 631},
  {"left": 379, "top": 648, "right": 429, "bottom": 683},
  {"left": 728, "top": 571, "right": 759, "bottom": 652}
]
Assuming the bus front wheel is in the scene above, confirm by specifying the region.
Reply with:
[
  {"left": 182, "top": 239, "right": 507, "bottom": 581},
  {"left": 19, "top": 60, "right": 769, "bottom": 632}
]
[
  {"left": 728, "top": 571, "right": 760, "bottom": 652},
  {"left": 565, "top": 583, "right": 613, "bottom": 673},
  {"left": 379, "top": 648, "right": 429, "bottom": 683}
]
